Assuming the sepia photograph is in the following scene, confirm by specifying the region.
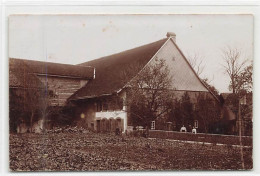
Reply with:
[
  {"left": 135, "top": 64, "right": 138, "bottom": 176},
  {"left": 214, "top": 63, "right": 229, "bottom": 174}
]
[{"left": 8, "top": 14, "right": 253, "bottom": 171}]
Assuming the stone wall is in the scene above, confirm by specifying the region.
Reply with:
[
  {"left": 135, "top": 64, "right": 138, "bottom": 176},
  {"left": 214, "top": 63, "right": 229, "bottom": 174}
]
[{"left": 148, "top": 130, "right": 252, "bottom": 146}]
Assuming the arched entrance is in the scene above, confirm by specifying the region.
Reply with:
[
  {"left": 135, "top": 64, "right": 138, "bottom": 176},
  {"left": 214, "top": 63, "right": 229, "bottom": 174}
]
[
  {"left": 105, "top": 119, "right": 110, "bottom": 132},
  {"left": 116, "top": 118, "right": 124, "bottom": 132},
  {"left": 110, "top": 118, "right": 116, "bottom": 132},
  {"left": 101, "top": 119, "right": 106, "bottom": 132}
]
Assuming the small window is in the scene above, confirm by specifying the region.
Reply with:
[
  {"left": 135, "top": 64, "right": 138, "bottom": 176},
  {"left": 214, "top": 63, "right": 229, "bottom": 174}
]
[
  {"left": 151, "top": 121, "right": 155, "bottom": 130},
  {"left": 194, "top": 120, "right": 198, "bottom": 128},
  {"left": 103, "top": 102, "right": 108, "bottom": 111},
  {"left": 96, "top": 102, "right": 102, "bottom": 112},
  {"left": 48, "top": 90, "right": 57, "bottom": 98}
]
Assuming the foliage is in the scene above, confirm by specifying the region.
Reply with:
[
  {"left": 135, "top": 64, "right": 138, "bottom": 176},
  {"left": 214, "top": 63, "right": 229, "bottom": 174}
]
[
  {"left": 179, "top": 92, "right": 194, "bottom": 127},
  {"left": 220, "top": 50, "right": 253, "bottom": 135},
  {"left": 195, "top": 95, "right": 221, "bottom": 133},
  {"left": 9, "top": 86, "right": 64, "bottom": 132},
  {"left": 169, "top": 92, "right": 221, "bottom": 133},
  {"left": 9, "top": 87, "right": 46, "bottom": 132},
  {"left": 222, "top": 92, "right": 252, "bottom": 120},
  {"left": 169, "top": 92, "right": 194, "bottom": 131},
  {"left": 232, "top": 64, "right": 253, "bottom": 94}
]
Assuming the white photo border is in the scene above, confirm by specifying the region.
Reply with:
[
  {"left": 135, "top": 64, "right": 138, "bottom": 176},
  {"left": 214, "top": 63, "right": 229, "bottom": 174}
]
[{"left": 1, "top": 1, "right": 259, "bottom": 176}]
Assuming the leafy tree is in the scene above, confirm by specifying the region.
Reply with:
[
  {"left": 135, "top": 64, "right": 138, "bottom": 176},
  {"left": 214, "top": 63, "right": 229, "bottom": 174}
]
[
  {"left": 168, "top": 92, "right": 221, "bottom": 133},
  {"left": 179, "top": 92, "right": 194, "bottom": 127},
  {"left": 233, "top": 63, "right": 253, "bottom": 93},
  {"left": 195, "top": 95, "right": 221, "bottom": 133},
  {"left": 9, "top": 87, "right": 46, "bottom": 132},
  {"left": 168, "top": 92, "right": 194, "bottom": 131},
  {"left": 9, "top": 84, "right": 62, "bottom": 133}
]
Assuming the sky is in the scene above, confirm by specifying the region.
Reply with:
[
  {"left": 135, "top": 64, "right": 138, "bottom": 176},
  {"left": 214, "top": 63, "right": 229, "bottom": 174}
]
[{"left": 9, "top": 14, "right": 253, "bottom": 93}]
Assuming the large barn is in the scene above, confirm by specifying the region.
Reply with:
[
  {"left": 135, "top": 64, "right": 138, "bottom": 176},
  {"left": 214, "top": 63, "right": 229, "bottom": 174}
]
[{"left": 9, "top": 32, "right": 220, "bottom": 133}]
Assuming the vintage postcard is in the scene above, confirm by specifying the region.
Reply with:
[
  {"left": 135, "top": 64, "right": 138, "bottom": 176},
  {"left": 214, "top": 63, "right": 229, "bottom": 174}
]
[{"left": 9, "top": 14, "right": 253, "bottom": 171}]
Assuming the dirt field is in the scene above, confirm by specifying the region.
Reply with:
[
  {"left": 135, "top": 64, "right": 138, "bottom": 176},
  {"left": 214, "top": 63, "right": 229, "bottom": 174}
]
[{"left": 9, "top": 130, "right": 253, "bottom": 171}]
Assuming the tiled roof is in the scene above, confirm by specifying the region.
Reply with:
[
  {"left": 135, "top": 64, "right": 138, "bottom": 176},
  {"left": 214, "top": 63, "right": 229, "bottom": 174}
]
[{"left": 69, "top": 38, "right": 168, "bottom": 100}]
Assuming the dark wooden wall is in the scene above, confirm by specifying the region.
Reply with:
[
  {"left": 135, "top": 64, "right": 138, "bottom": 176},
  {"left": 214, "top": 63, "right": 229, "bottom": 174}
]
[{"left": 38, "top": 76, "right": 88, "bottom": 106}]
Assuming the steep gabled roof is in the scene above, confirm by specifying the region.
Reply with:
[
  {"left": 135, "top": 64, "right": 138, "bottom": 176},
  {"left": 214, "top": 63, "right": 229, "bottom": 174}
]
[
  {"left": 10, "top": 58, "right": 94, "bottom": 79},
  {"left": 69, "top": 38, "right": 169, "bottom": 100},
  {"left": 168, "top": 38, "right": 220, "bottom": 102}
]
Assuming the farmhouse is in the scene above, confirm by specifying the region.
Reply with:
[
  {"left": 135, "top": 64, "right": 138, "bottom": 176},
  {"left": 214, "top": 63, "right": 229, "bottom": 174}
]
[{"left": 9, "top": 32, "right": 220, "bottom": 133}]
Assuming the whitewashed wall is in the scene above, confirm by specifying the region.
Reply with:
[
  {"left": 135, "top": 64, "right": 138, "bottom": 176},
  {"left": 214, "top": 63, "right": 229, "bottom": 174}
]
[{"left": 148, "top": 38, "right": 208, "bottom": 92}]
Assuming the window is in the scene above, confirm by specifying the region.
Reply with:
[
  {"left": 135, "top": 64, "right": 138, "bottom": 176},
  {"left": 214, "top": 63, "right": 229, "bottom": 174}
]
[
  {"left": 103, "top": 102, "right": 108, "bottom": 111},
  {"left": 96, "top": 102, "right": 102, "bottom": 112},
  {"left": 194, "top": 120, "right": 198, "bottom": 128},
  {"left": 96, "top": 101, "right": 109, "bottom": 112},
  {"left": 151, "top": 121, "right": 155, "bottom": 130}
]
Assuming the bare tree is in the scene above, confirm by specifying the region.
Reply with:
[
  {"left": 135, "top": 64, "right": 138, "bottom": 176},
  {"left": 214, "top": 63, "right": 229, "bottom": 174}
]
[
  {"left": 187, "top": 52, "right": 219, "bottom": 96},
  {"left": 187, "top": 52, "right": 205, "bottom": 77},
  {"left": 221, "top": 47, "right": 251, "bottom": 170},
  {"left": 221, "top": 46, "right": 248, "bottom": 94},
  {"left": 123, "top": 58, "right": 175, "bottom": 128}
]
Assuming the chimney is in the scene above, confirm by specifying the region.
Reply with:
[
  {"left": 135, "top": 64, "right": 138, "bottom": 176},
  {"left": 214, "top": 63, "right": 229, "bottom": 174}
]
[{"left": 166, "top": 32, "right": 176, "bottom": 43}]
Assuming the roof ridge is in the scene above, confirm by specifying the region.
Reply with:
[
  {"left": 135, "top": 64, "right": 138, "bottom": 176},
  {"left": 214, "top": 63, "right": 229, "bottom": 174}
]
[
  {"left": 69, "top": 37, "right": 168, "bottom": 100},
  {"left": 79, "top": 38, "right": 168, "bottom": 66},
  {"left": 117, "top": 37, "right": 170, "bottom": 94},
  {"left": 9, "top": 58, "right": 94, "bottom": 79},
  {"left": 9, "top": 58, "right": 93, "bottom": 69}
]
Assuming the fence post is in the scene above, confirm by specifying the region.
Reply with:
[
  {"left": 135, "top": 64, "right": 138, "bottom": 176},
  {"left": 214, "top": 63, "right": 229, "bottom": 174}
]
[{"left": 238, "top": 99, "right": 245, "bottom": 169}]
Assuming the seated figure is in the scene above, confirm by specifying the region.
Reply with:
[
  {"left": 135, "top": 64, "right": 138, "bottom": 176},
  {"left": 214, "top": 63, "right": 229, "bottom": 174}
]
[
  {"left": 180, "top": 125, "right": 187, "bottom": 132},
  {"left": 192, "top": 127, "right": 197, "bottom": 134}
]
